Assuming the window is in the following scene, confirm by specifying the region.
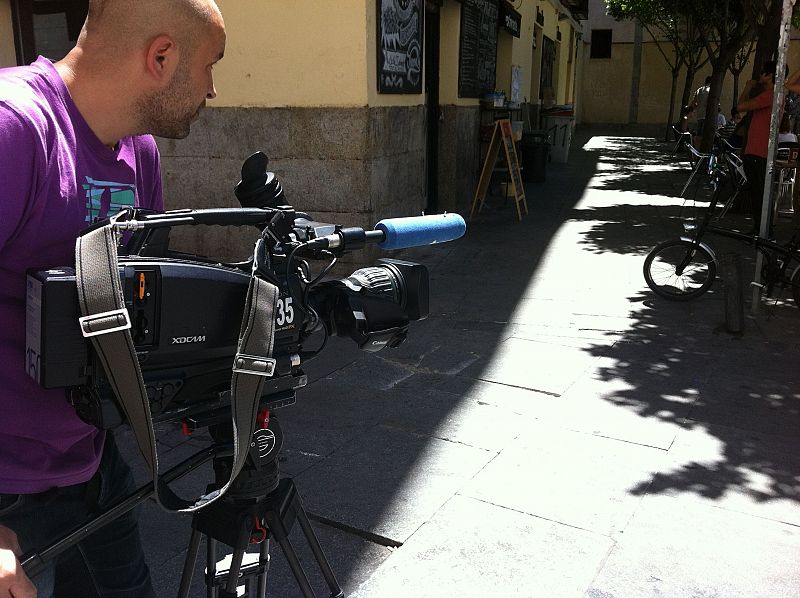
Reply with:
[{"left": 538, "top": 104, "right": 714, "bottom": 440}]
[
  {"left": 10, "top": 0, "right": 88, "bottom": 65},
  {"left": 590, "top": 29, "right": 612, "bottom": 59}
]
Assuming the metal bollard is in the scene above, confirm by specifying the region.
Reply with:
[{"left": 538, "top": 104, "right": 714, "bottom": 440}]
[{"left": 722, "top": 252, "right": 744, "bottom": 334}]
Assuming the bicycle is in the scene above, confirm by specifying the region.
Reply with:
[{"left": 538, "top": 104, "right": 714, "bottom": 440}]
[
  {"left": 643, "top": 153, "right": 800, "bottom": 306},
  {"left": 677, "top": 136, "right": 747, "bottom": 220}
]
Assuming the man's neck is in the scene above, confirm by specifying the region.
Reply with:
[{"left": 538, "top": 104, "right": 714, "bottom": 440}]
[{"left": 54, "top": 50, "right": 131, "bottom": 147}]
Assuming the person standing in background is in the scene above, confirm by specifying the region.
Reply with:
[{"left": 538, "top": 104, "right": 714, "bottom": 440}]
[
  {"left": 691, "top": 76, "right": 712, "bottom": 138},
  {"left": 737, "top": 62, "right": 800, "bottom": 235}
]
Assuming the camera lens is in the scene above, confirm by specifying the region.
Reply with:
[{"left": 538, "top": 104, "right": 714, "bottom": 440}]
[{"left": 345, "top": 266, "right": 403, "bottom": 306}]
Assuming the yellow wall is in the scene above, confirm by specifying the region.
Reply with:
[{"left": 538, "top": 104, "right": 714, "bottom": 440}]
[
  {"left": 213, "top": 0, "right": 370, "bottom": 108},
  {"left": 0, "top": 0, "right": 15, "bottom": 67},
  {"left": 439, "top": 0, "right": 476, "bottom": 106},
  {"left": 495, "top": 0, "right": 538, "bottom": 104},
  {"left": 581, "top": 38, "right": 800, "bottom": 124},
  {"left": 580, "top": 41, "right": 632, "bottom": 122},
  {"left": 494, "top": 1, "right": 580, "bottom": 107},
  {"left": 496, "top": 28, "right": 513, "bottom": 94},
  {"left": 213, "top": 0, "right": 427, "bottom": 108}
]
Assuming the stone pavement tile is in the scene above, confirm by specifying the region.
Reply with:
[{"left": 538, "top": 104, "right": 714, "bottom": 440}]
[
  {"left": 294, "top": 424, "right": 495, "bottom": 544},
  {"left": 276, "top": 378, "right": 399, "bottom": 475},
  {"left": 554, "top": 375, "right": 695, "bottom": 450},
  {"left": 279, "top": 374, "right": 512, "bottom": 473},
  {"left": 590, "top": 337, "right": 716, "bottom": 393},
  {"left": 378, "top": 387, "right": 526, "bottom": 452},
  {"left": 445, "top": 370, "right": 691, "bottom": 451},
  {"left": 498, "top": 297, "right": 638, "bottom": 330},
  {"left": 377, "top": 317, "right": 507, "bottom": 376},
  {"left": 350, "top": 495, "right": 613, "bottom": 598},
  {"left": 462, "top": 423, "right": 666, "bottom": 536},
  {"left": 475, "top": 336, "right": 603, "bottom": 396},
  {"left": 687, "top": 371, "right": 800, "bottom": 439},
  {"left": 149, "top": 517, "right": 391, "bottom": 598},
  {"left": 702, "top": 337, "right": 800, "bottom": 385},
  {"left": 317, "top": 353, "right": 486, "bottom": 395},
  {"left": 508, "top": 322, "right": 623, "bottom": 348},
  {"left": 427, "top": 376, "right": 561, "bottom": 419},
  {"left": 644, "top": 424, "right": 800, "bottom": 526},
  {"left": 586, "top": 494, "right": 800, "bottom": 598}
]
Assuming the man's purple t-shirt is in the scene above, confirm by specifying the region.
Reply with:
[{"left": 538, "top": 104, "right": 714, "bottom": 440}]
[{"left": 0, "top": 57, "right": 163, "bottom": 493}]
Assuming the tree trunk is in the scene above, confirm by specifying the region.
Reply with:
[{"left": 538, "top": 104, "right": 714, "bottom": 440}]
[
  {"left": 701, "top": 46, "right": 742, "bottom": 151},
  {"left": 680, "top": 66, "right": 697, "bottom": 121},
  {"left": 751, "top": 0, "right": 783, "bottom": 78},
  {"left": 665, "top": 67, "right": 681, "bottom": 141},
  {"left": 700, "top": 67, "right": 725, "bottom": 151}
]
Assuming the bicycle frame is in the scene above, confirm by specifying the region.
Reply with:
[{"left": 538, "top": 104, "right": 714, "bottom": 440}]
[{"left": 678, "top": 179, "right": 800, "bottom": 299}]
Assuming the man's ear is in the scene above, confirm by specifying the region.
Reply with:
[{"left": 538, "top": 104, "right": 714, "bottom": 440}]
[{"left": 145, "top": 34, "right": 179, "bottom": 83}]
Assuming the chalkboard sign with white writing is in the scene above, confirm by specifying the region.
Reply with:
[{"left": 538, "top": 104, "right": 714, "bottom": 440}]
[
  {"left": 458, "top": 0, "right": 499, "bottom": 98},
  {"left": 377, "top": 0, "right": 424, "bottom": 94}
]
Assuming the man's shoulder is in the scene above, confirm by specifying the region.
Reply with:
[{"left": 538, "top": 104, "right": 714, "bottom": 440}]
[
  {"left": 128, "top": 133, "right": 161, "bottom": 163},
  {"left": 0, "top": 65, "right": 56, "bottom": 135}
]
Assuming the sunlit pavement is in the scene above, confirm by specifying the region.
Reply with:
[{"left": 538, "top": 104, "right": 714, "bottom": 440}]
[{"left": 120, "top": 125, "right": 800, "bottom": 597}]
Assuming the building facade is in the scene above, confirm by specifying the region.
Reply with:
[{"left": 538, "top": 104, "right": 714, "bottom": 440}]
[{"left": 579, "top": 0, "right": 800, "bottom": 126}]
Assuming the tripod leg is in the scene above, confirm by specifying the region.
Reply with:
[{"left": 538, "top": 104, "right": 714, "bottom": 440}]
[
  {"left": 264, "top": 479, "right": 344, "bottom": 598},
  {"left": 295, "top": 508, "right": 344, "bottom": 598},
  {"left": 221, "top": 548, "right": 246, "bottom": 598},
  {"left": 207, "top": 538, "right": 218, "bottom": 598},
  {"left": 256, "top": 539, "right": 269, "bottom": 598},
  {"left": 271, "top": 533, "right": 317, "bottom": 598},
  {"left": 177, "top": 529, "right": 204, "bottom": 598}
]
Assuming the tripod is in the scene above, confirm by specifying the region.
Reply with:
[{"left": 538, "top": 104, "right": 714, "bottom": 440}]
[
  {"left": 176, "top": 416, "right": 344, "bottom": 598},
  {"left": 21, "top": 415, "right": 344, "bottom": 598}
]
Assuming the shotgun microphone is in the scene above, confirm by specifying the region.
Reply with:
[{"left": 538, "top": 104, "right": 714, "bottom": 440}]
[{"left": 375, "top": 214, "right": 466, "bottom": 250}]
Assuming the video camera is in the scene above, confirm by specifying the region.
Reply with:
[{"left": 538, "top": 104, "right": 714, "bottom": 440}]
[{"left": 25, "top": 152, "right": 465, "bottom": 432}]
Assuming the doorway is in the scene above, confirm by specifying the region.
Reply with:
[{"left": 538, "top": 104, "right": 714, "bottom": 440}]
[
  {"left": 424, "top": 1, "right": 440, "bottom": 213},
  {"left": 10, "top": 0, "right": 88, "bottom": 65},
  {"left": 540, "top": 35, "right": 556, "bottom": 105}
]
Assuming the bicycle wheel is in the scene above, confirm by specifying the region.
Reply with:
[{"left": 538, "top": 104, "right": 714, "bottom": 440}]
[{"left": 644, "top": 239, "right": 717, "bottom": 300}]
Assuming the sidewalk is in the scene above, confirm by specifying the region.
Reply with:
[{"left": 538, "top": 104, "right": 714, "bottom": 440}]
[{"left": 132, "top": 125, "right": 800, "bottom": 597}]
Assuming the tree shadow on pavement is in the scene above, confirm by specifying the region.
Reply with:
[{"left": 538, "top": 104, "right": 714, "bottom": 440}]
[{"left": 572, "top": 134, "right": 800, "bottom": 512}]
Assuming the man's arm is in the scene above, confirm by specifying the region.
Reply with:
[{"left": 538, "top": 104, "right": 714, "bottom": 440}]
[
  {"left": 736, "top": 80, "right": 762, "bottom": 113},
  {"left": 0, "top": 525, "right": 36, "bottom": 598},
  {"left": 0, "top": 106, "right": 40, "bottom": 597},
  {"left": 786, "top": 69, "right": 800, "bottom": 95}
]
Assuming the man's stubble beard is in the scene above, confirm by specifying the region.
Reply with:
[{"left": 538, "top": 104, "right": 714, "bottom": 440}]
[{"left": 134, "top": 62, "right": 200, "bottom": 139}]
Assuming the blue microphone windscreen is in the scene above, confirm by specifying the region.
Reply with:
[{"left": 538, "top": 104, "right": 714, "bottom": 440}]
[{"left": 375, "top": 214, "right": 466, "bottom": 250}]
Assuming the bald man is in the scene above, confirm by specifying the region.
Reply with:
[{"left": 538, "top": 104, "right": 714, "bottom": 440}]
[{"left": 0, "top": 1, "right": 225, "bottom": 596}]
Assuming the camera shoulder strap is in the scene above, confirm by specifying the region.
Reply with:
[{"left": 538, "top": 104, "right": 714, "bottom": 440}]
[{"left": 75, "top": 222, "right": 278, "bottom": 512}]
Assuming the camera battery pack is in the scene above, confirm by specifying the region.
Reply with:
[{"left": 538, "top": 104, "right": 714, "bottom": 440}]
[{"left": 26, "top": 268, "right": 91, "bottom": 388}]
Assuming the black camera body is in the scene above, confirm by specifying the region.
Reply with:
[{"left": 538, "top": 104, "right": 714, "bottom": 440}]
[{"left": 27, "top": 210, "right": 428, "bottom": 430}]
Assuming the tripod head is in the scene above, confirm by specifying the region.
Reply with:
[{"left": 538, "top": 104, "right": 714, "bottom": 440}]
[{"left": 208, "top": 409, "right": 283, "bottom": 503}]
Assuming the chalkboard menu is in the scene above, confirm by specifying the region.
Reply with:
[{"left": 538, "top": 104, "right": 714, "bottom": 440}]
[
  {"left": 377, "top": 0, "right": 424, "bottom": 94},
  {"left": 458, "top": 0, "right": 499, "bottom": 98}
]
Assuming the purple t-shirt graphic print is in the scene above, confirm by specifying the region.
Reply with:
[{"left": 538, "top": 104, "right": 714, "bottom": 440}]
[{"left": 0, "top": 57, "right": 163, "bottom": 493}]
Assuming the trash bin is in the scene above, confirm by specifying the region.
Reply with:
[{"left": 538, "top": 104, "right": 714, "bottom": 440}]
[
  {"left": 541, "top": 114, "right": 575, "bottom": 163},
  {"left": 521, "top": 131, "right": 549, "bottom": 183}
]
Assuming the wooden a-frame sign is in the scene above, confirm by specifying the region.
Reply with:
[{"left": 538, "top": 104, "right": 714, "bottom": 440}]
[{"left": 470, "top": 119, "right": 528, "bottom": 221}]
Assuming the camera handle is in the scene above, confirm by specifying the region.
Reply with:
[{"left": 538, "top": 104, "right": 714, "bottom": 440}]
[{"left": 177, "top": 477, "right": 344, "bottom": 598}]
